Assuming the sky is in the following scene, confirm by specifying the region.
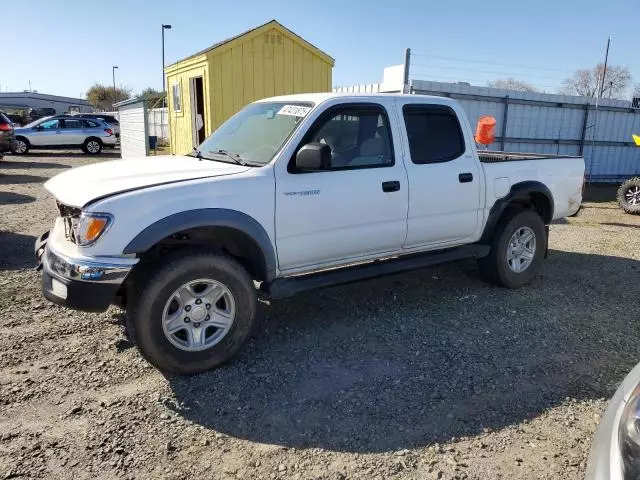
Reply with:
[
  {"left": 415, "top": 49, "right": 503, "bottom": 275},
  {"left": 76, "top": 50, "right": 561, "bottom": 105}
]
[{"left": 2, "top": 0, "right": 639, "bottom": 99}]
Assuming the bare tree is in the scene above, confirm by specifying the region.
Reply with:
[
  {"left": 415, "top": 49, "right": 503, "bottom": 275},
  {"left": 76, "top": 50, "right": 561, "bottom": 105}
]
[
  {"left": 633, "top": 83, "right": 640, "bottom": 99},
  {"left": 487, "top": 78, "right": 538, "bottom": 92},
  {"left": 560, "top": 63, "right": 631, "bottom": 99}
]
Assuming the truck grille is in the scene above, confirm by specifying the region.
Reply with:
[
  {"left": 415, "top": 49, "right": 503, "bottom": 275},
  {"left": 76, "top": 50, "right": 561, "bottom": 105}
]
[{"left": 56, "top": 201, "right": 80, "bottom": 243}]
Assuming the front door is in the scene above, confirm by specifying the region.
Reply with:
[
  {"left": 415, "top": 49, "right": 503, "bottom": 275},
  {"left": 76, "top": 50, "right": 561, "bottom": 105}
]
[
  {"left": 275, "top": 100, "right": 409, "bottom": 272},
  {"left": 397, "top": 101, "right": 482, "bottom": 248},
  {"left": 29, "top": 118, "right": 62, "bottom": 146}
]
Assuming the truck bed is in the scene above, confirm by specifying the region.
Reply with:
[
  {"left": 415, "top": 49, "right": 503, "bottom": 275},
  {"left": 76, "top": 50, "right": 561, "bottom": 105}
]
[{"left": 478, "top": 151, "right": 580, "bottom": 163}]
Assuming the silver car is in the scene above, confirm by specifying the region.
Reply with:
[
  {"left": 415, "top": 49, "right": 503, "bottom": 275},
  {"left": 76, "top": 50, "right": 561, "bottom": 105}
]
[
  {"left": 586, "top": 361, "right": 640, "bottom": 479},
  {"left": 13, "top": 116, "right": 117, "bottom": 155}
]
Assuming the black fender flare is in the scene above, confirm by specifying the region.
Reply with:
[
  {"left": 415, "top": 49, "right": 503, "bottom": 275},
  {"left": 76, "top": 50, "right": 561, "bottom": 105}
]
[
  {"left": 480, "top": 181, "right": 554, "bottom": 243},
  {"left": 123, "top": 209, "right": 276, "bottom": 281}
]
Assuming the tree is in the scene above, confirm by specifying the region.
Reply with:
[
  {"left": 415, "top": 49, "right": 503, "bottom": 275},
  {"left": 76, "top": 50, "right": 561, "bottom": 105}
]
[
  {"left": 86, "top": 83, "right": 132, "bottom": 111},
  {"left": 560, "top": 63, "right": 631, "bottom": 99},
  {"left": 633, "top": 84, "right": 640, "bottom": 99},
  {"left": 487, "top": 78, "right": 538, "bottom": 92},
  {"left": 138, "top": 87, "right": 166, "bottom": 108}
]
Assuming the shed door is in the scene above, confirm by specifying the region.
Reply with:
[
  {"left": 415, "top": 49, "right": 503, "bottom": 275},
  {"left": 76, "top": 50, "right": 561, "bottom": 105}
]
[
  {"left": 190, "top": 77, "right": 206, "bottom": 148},
  {"left": 119, "top": 101, "right": 149, "bottom": 158}
]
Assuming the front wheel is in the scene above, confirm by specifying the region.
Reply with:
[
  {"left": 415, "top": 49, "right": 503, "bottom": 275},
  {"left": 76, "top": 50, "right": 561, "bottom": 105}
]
[
  {"left": 126, "top": 251, "right": 257, "bottom": 375},
  {"left": 617, "top": 178, "right": 640, "bottom": 214},
  {"left": 83, "top": 138, "right": 102, "bottom": 155},
  {"left": 478, "top": 209, "right": 547, "bottom": 288},
  {"left": 13, "top": 138, "right": 29, "bottom": 155}
]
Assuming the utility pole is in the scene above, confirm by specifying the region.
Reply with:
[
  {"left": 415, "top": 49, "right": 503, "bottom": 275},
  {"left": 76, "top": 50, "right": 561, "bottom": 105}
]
[
  {"left": 112, "top": 65, "right": 119, "bottom": 108},
  {"left": 162, "top": 24, "right": 172, "bottom": 106},
  {"left": 403, "top": 48, "right": 411, "bottom": 94},
  {"left": 598, "top": 37, "right": 611, "bottom": 100}
]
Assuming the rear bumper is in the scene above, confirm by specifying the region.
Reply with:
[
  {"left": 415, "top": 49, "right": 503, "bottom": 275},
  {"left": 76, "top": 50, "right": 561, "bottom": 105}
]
[
  {"left": 102, "top": 136, "right": 118, "bottom": 146},
  {"left": 36, "top": 230, "right": 136, "bottom": 312},
  {"left": 0, "top": 138, "right": 15, "bottom": 153}
]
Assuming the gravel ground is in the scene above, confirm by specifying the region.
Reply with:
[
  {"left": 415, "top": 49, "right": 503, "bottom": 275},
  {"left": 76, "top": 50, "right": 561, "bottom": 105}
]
[{"left": 2, "top": 153, "right": 640, "bottom": 479}]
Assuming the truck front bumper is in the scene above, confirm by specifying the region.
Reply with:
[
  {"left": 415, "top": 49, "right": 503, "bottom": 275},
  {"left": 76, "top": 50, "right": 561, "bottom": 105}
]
[{"left": 36, "top": 230, "right": 137, "bottom": 312}]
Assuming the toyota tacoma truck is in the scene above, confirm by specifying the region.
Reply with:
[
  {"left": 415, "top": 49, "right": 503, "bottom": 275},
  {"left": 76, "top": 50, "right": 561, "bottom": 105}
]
[{"left": 35, "top": 93, "right": 585, "bottom": 375}]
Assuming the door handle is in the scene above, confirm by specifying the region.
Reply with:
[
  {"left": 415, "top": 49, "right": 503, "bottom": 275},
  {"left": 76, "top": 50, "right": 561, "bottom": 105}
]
[
  {"left": 382, "top": 181, "right": 400, "bottom": 192},
  {"left": 458, "top": 173, "right": 473, "bottom": 183}
]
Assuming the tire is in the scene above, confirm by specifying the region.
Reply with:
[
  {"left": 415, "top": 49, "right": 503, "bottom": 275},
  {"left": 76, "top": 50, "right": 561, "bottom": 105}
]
[
  {"left": 83, "top": 138, "right": 102, "bottom": 155},
  {"left": 13, "top": 137, "right": 29, "bottom": 155},
  {"left": 478, "top": 209, "right": 547, "bottom": 289},
  {"left": 617, "top": 177, "right": 640, "bottom": 214},
  {"left": 126, "top": 251, "right": 257, "bottom": 375}
]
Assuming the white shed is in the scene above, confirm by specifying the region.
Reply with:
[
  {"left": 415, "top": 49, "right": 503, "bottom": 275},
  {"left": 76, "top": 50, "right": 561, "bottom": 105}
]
[{"left": 115, "top": 98, "right": 149, "bottom": 158}]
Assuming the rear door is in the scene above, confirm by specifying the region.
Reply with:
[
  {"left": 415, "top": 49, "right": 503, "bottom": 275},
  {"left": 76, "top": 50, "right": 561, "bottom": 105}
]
[
  {"left": 59, "top": 118, "right": 86, "bottom": 145},
  {"left": 274, "top": 99, "right": 409, "bottom": 272},
  {"left": 397, "top": 101, "right": 482, "bottom": 248}
]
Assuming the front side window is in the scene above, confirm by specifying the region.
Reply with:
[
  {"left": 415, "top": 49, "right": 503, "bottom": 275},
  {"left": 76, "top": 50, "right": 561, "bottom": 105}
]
[
  {"left": 403, "top": 105, "right": 465, "bottom": 164},
  {"left": 196, "top": 101, "right": 312, "bottom": 166},
  {"left": 39, "top": 119, "right": 60, "bottom": 129},
  {"left": 297, "top": 105, "right": 394, "bottom": 170},
  {"left": 172, "top": 83, "right": 182, "bottom": 112}
]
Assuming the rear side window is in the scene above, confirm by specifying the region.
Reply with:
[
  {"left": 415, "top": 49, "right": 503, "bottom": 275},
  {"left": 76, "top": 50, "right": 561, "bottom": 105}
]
[
  {"left": 403, "top": 105, "right": 465, "bottom": 164},
  {"left": 60, "top": 119, "right": 84, "bottom": 129},
  {"left": 82, "top": 120, "right": 99, "bottom": 128}
]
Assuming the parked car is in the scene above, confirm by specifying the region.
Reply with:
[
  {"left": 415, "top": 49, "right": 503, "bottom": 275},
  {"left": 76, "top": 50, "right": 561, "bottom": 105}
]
[
  {"left": 74, "top": 113, "right": 120, "bottom": 140},
  {"left": 34, "top": 92, "right": 585, "bottom": 375},
  {"left": 585, "top": 361, "right": 640, "bottom": 479},
  {"left": 13, "top": 116, "right": 117, "bottom": 155},
  {"left": 0, "top": 111, "right": 16, "bottom": 158}
]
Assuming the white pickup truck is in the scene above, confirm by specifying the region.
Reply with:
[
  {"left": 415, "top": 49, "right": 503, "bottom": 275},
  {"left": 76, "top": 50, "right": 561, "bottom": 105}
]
[{"left": 36, "top": 93, "right": 585, "bottom": 374}]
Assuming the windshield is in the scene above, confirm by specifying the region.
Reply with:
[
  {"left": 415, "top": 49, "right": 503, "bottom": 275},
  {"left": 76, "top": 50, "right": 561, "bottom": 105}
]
[
  {"left": 196, "top": 101, "right": 313, "bottom": 166},
  {"left": 23, "top": 116, "right": 53, "bottom": 128}
]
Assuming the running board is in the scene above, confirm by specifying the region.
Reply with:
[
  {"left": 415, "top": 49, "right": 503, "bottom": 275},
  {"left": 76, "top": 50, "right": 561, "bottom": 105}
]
[{"left": 266, "top": 244, "right": 490, "bottom": 300}]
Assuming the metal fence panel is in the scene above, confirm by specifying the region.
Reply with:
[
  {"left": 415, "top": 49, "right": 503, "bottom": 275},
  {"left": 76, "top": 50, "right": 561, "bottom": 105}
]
[{"left": 407, "top": 79, "right": 640, "bottom": 182}]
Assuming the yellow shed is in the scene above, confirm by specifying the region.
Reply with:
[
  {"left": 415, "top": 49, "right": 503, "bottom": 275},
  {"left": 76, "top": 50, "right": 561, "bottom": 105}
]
[{"left": 164, "top": 19, "right": 334, "bottom": 155}]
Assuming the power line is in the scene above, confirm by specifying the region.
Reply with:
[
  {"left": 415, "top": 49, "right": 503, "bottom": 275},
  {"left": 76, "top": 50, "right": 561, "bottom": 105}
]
[
  {"left": 410, "top": 52, "right": 574, "bottom": 73},
  {"left": 411, "top": 64, "right": 565, "bottom": 81},
  {"left": 410, "top": 73, "right": 559, "bottom": 90}
]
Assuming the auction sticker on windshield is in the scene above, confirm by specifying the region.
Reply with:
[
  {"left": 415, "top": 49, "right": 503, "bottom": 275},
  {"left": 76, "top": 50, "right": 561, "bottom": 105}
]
[{"left": 278, "top": 105, "right": 311, "bottom": 117}]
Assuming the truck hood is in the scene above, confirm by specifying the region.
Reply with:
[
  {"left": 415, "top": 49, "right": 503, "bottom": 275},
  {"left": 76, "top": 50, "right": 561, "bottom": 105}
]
[{"left": 45, "top": 155, "right": 250, "bottom": 207}]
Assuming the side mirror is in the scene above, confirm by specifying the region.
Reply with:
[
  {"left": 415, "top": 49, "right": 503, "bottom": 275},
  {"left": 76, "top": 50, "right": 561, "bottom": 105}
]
[{"left": 295, "top": 142, "right": 331, "bottom": 171}]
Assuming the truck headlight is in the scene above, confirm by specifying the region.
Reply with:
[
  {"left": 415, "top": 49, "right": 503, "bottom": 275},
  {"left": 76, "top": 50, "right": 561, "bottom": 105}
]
[
  {"left": 75, "top": 213, "right": 113, "bottom": 246},
  {"left": 619, "top": 384, "right": 640, "bottom": 478}
]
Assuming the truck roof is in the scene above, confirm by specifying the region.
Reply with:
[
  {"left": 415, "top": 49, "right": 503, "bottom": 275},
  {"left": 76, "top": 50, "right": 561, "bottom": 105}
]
[{"left": 258, "top": 92, "right": 456, "bottom": 106}]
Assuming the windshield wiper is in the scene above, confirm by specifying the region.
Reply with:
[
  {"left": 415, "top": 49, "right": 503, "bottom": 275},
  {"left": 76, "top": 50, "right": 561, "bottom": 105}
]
[{"left": 208, "top": 149, "right": 249, "bottom": 166}]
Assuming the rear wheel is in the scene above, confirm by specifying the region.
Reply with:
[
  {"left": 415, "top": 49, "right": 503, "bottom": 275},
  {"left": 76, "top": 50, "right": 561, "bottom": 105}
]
[
  {"left": 13, "top": 138, "right": 29, "bottom": 155},
  {"left": 126, "top": 251, "right": 257, "bottom": 375},
  {"left": 83, "top": 138, "right": 102, "bottom": 155},
  {"left": 478, "top": 209, "right": 546, "bottom": 288},
  {"left": 617, "top": 178, "right": 640, "bottom": 214}
]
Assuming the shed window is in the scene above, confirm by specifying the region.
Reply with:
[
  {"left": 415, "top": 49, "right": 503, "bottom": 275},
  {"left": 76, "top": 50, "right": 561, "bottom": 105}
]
[{"left": 172, "top": 82, "right": 182, "bottom": 112}]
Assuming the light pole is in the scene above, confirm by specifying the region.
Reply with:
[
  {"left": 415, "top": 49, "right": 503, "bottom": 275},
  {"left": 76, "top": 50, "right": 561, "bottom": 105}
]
[
  {"left": 162, "top": 24, "right": 172, "bottom": 104},
  {"left": 112, "top": 65, "right": 118, "bottom": 107}
]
